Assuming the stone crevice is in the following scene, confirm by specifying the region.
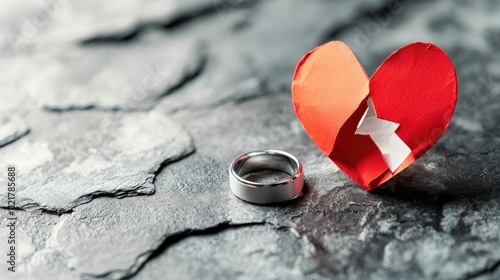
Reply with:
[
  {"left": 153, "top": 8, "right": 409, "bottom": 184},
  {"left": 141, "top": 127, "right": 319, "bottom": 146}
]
[
  {"left": 41, "top": 48, "right": 207, "bottom": 114},
  {"left": 40, "top": 146, "right": 196, "bottom": 214},
  {"left": 320, "top": 0, "right": 424, "bottom": 43},
  {"left": 80, "top": 0, "right": 261, "bottom": 45},
  {"left": 42, "top": 105, "right": 150, "bottom": 114},
  {"left": 464, "top": 259, "right": 500, "bottom": 280},
  {"left": 83, "top": 220, "right": 306, "bottom": 280},
  {"left": 86, "top": 221, "right": 268, "bottom": 280}
]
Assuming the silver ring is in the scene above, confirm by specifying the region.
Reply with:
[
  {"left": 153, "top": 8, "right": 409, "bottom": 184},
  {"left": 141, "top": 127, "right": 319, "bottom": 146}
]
[{"left": 229, "top": 150, "right": 304, "bottom": 204}]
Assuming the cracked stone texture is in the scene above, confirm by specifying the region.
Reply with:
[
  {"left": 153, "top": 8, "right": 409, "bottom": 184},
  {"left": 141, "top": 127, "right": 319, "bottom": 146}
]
[
  {"left": 0, "top": 110, "right": 194, "bottom": 212},
  {"left": 0, "top": 115, "right": 29, "bottom": 147},
  {"left": 133, "top": 224, "right": 307, "bottom": 280},
  {"left": 1, "top": 0, "right": 238, "bottom": 53},
  {"left": 1, "top": 32, "right": 205, "bottom": 111},
  {"left": 1, "top": 0, "right": 500, "bottom": 279}
]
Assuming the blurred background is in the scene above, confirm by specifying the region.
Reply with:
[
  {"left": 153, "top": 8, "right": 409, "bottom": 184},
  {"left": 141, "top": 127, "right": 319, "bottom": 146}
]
[{"left": 1, "top": 0, "right": 499, "bottom": 279}]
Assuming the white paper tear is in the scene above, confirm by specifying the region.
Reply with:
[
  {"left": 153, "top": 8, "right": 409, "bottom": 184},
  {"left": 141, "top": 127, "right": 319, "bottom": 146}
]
[{"left": 355, "top": 98, "right": 411, "bottom": 173}]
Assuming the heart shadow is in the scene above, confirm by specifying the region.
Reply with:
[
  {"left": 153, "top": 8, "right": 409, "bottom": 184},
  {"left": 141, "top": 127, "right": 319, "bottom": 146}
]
[{"left": 370, "top": 147, "right": 500, "bottom": 204}]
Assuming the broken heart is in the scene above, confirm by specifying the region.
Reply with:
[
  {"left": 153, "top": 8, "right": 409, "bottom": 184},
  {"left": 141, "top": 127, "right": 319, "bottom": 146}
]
[{"left": 291, "top": 41, "right": 457, "bottom": 190}]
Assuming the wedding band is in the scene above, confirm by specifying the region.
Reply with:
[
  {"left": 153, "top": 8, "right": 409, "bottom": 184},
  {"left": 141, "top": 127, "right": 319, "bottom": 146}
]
[{"left": 229, "top": 150, "right": 304, "bottom": 204}]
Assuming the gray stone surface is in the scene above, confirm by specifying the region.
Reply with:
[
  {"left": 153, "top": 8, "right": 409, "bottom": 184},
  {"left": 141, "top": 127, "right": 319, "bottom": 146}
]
[
  {"left": 0, "top": 110, "right": 194, "bottom": 212},
  {"left": 1, "top": 0, "right": 229, "bottom": 53},
  {"left": 1, "top": 0, "right": 500, "bottom": 280},
  {"left": 3, "top": 32, "right": 205, "bottom": 111},
  {"left": 134, "top": 224, "right": 307, "bottom": 280},
  {"left": 0, "top": 115, "right": 30, "bottom": 147},
  {"left": 0, "top": 209, "right": 79, "bottom": 280}
]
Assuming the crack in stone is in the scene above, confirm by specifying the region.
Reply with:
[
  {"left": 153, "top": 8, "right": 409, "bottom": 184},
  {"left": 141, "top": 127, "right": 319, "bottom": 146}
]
[
  {"left": 320, "top": 0, "right": 429, "bottom": 43},
  {"left": 1, "top": 206, "right": 72, "bottom": 217},
  {"left": 162, "top": 0, "right": 259, "bottom": 29},
  {"left": 0, "top": 206, "right": 25, "bottom": 212},
  {"left": 41, "top": 47, "right": 207, "bottom": 114},
  {"left": 85, "top": 221, "right": 268, "bottom": 280},
  {"left": 81, "top": 0, "right": 261, "bottom": 45},
  {"left": 80, "top": 219, "right": 305, "bottom": 280},
  {"left": 462, "top": 259, "right": 500, "bottom": 280},
  {"left": 40, "top": 146, "right": 196, "bottom": 214},
  {"left": 151, "top": 148, "right": 196, "bottom": 185},
  {"left": 168, "top": 78, "right": 273, "bottom": 115},
  {"left": 0, "top": 115, "right": 31, "bottom": 148},
  {"left": 0, "top": 111, "right": 196, "bottom": 213},
  {"left": 152, "top": 49, "right": 208, "bottom": 102},
  {"left": 40, "top": 208, "right": 75, "bottom": 216},
  {"left": 42, "top": 105, "right": 150, "bottom": 114},
  {"left": 80, "top": 29, "right": 142, "bottom": 45},
  {"left": 0, "top": 127, "right": 30, "bottom": 148}
]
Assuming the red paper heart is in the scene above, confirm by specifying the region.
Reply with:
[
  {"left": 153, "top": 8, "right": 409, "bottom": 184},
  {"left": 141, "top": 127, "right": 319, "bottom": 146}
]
[{"left": 292, "top": 41, "right": 457, "bottom": 190}]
